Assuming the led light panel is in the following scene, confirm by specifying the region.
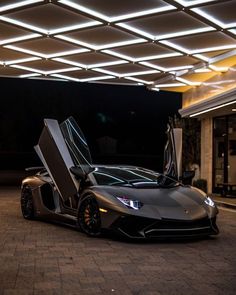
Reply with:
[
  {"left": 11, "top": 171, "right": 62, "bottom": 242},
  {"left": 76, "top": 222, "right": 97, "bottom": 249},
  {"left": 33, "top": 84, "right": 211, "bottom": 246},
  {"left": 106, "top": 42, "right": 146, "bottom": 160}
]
[{"left": 0, "top": 0, "right": 235, "bottom": 90}]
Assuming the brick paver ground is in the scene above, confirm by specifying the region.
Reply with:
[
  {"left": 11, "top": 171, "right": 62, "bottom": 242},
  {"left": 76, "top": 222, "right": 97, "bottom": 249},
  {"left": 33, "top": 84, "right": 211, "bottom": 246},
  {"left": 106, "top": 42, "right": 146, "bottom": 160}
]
[{"left": 0, "top": 187, "right": 236, "bottom": 295}]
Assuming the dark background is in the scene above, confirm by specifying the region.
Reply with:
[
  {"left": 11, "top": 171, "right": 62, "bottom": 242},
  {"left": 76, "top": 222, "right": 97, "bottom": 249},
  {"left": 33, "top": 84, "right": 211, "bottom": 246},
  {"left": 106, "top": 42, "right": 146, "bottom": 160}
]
[{"left": 0, "top": 77, "right": 182, "bottom": 172}]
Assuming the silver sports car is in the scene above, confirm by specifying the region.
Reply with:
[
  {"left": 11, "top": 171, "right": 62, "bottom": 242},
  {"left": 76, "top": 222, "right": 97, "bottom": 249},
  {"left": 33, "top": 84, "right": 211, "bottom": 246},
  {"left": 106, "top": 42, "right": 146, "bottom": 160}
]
[{"left": 21, "top": 117, "right": 219, "bottom": 239}]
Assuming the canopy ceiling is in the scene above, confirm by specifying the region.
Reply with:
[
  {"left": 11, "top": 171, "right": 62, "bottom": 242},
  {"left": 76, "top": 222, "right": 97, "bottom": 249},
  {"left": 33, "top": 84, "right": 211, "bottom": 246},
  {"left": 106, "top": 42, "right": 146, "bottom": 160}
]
[{"left": 0, "top": 0, "right": 236, "bottom": 92}]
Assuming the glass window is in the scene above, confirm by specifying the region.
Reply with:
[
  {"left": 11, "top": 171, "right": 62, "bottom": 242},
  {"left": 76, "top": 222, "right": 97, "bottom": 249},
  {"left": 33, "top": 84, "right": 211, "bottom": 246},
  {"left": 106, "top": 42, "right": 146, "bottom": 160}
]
[
  {"left": 213, "top": 114, "right": 236, "bottom": 195},
  {"left": 228, "top": 116, "right": 236, "bottom": 184}
]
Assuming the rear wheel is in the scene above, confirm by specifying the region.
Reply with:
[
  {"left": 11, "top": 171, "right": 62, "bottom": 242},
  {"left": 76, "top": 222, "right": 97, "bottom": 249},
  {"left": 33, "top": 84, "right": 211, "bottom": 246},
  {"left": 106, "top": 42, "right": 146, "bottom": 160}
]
[
  {"left": 78, "top": 195, "right": 101, "bottom": 237},
  {"left": 21, "top": 186, "right": 34, "bottom": 219}
]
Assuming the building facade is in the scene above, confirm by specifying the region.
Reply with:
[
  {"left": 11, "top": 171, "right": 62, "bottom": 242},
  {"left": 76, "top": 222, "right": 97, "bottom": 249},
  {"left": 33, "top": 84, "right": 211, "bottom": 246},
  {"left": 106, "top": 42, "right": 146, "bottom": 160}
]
[{"left": 179, "top": 69, "right": 236, "bottom": 194}]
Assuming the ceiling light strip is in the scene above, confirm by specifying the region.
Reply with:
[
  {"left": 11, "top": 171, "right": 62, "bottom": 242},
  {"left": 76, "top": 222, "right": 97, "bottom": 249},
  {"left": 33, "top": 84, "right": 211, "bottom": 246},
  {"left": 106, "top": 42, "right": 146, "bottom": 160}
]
[
  {"left": 20, "top": 73, "right": 41, "bottom": 78},
  {"left": 208, "top": 65, "right": 229, "bottom": 72},
  {"left": 0, "top": 16, "right": 48, "bottom": 34},
  {"left": 56, "top": 34, "right": 146, "bottom": 50},
  {"left": 52, "top": 58, "right": 85, "bottom": 68},
  {"left": 0, "top": 0, "right": 43, "bottom": 12},
  {"left": 139, "top": 62, "right": 192, "bottom": 72},
  {"left": 121, "top": 70, "right": 159, "bottom": 77},
  {"left": 154, "top": 83, "right": 186, "bottom": 87},
  {"left": 50, "top": 21, "right": 101, "bottom": 35},
  {"left": 47, "top": 48, "right": 90, "bottom": 59},
  {"left": 110, "top": 6, "right": 177, "bottom": 22},
  {"left": 150, "top": 87, "right": 160, "bottom": 92},
  {"left": 5, "top": 45, "right": 46, "bottom": 58},
  {"left": 193, "top": 54, "right": 209, "bottom": 62},
  {"left": 176, "top": 77, "right": 201, "bottom": 86},
  {"left": 159, "top": 40, "right": 190, "bottom": 54},
  {"left": 98, "top": 39, "right": 147, "bottom": 50},
  {"left": 93, "top": 68, "right": 119, "bottom": 77},
  {"left": 88, "top": 60, "right": 128, "bottom": 69},
  {"left": 50, "top": 73, "right": 114, "bottom": 82},
  {"left": 194, "top": 45, "right": 236, "bottom": 54},
  {"left": 194, "top": 68, "right": 211, "bottom": 73},
  {"left": 156, "top": 27, "right": 215, "bottom": 40},
  {"left": 190, "top": 100, "right": 236, "bottom": 117},
  {"left": 101, "top": 50, "right": 134, "bottom": 62},
  {"left": 191, "top": 8, "right": 236, "bottom": 29},
  {"left": 11, "top": 64, "right": 81, "bottom": 76},
  {"left": 160, "top": 41, "right": 236, "bottom": 55},
  {"left": 174, "top": 0, "right": 216, "bottom": 7},
  {"left": 135, "top": 53, "right": 182, "bottom": 62},
  {"left": 80, "top": 76, "right": 115, "bottom": 82},
  {"left": 10, "top": 64, "right": 44, "bottom": 74},
  {"left": 116, "top": 23, "right": 154, "bottom": 39},
  {"left": 139, "top": 61, "right": 165, "bottom": 71},
  {"left": 58, "top": 0, "right": 110, "bottom": 22},
  {"left": 58, "top": 0, "right": 176, "bottom": 23},
  {"left": 0, "top": 34, "right": 41, "bottom": 46},
  {"left": 46, "top": 67, "right": 81, "bottom": 75},
  {"left": 6, "top": 57, "right": 41, "bottom": 65},
  {"left": 117, "top": 24, "right": 215, "bottom": 41},
  {"left": 124, "top": 77, "right": 153, "bottom": 85},
  {"left": 5, "top": 45, "right": 89, "bottom": 59},
  {"left": 55, "top": 35, "right": 96, "bottom": 49},
  {"left": 51, "top": 73, "right": 80, "bottom": 82}
]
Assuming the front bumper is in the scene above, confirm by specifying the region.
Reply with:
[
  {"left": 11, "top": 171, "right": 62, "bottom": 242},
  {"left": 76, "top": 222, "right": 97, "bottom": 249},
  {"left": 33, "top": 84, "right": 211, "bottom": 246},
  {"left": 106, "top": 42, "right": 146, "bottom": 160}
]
[{"left": 111, "top": 215, "right": 219, "bottom": 239}]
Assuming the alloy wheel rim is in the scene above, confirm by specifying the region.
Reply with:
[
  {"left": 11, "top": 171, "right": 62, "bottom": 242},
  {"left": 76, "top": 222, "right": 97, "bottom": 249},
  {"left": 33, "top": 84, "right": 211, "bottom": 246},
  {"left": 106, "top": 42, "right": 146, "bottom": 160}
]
[{"left": 79, "top": 197, "right": 101, "bottom": 236}]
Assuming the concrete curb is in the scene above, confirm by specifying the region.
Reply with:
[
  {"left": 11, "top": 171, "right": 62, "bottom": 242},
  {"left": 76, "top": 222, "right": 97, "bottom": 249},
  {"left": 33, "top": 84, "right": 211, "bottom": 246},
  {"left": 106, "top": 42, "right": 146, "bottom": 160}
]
[{"left": 214, "top": 200, "right": 236, "bottom": 210}]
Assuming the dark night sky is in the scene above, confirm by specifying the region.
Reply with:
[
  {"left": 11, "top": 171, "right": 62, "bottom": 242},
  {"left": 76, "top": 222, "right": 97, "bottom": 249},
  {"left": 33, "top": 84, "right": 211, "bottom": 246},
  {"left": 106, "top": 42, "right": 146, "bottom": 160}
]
[{"left": 0, "top": 77, "right": 182, "bottom": 171}]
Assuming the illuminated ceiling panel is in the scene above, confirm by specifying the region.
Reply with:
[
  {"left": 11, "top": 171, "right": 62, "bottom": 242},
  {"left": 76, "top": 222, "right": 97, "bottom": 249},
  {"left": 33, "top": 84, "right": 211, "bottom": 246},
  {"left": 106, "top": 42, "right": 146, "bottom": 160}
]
[
  {"left": 0, "top": 0, "right": 235, "bottom": 92},
  {"left": 58, "top": 0, "right": 175, "bottom": 22},
  {"left": 117, "top": 11, "right": 215, "bottom": 40},
  {"left": 191, "top": 1, "right": 236, "bottom": 29},
  {"left": 103, "top": 43, "right": 182, "bottom": 62},
  {"left": 0, "top": 22, "right": 40, "bottom": 44}
]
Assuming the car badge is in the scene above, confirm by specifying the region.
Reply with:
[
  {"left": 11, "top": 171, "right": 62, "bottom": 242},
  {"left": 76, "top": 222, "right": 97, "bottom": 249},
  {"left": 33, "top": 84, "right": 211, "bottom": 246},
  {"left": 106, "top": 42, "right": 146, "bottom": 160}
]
[{"left": 184, "top": 209, "right": 189, "bottom": 214}]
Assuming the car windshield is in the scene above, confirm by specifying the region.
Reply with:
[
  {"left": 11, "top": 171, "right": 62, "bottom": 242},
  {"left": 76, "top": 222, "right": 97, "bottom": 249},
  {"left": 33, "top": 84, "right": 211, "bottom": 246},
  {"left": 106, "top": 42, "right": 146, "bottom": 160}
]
[{"left": 92, "top": 167, "right": 179, "bottom": 188}]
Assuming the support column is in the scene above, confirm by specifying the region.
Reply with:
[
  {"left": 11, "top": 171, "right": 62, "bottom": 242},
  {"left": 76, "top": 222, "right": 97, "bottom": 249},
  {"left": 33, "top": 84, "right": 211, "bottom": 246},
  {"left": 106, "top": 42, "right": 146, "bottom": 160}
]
[{"left": 201, "top": 117, "right": 213, "bottom": 194}]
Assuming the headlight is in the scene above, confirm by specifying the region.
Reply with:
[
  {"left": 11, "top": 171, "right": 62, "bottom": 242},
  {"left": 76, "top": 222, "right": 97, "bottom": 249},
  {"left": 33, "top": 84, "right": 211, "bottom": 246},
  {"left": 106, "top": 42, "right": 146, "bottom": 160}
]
[
  {"left": 204, "top": 196, "right": 215, "bottom": 207},
  {"left": 116, "top": 196, "right": 143, "bottom": 210}
]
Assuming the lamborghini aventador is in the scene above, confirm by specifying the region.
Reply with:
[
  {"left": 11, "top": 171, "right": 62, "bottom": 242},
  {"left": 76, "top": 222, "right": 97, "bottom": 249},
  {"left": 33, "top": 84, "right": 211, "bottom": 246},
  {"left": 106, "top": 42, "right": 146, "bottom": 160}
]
[{"left": 20, "top": 117, "right": 219, "bottom": 239}]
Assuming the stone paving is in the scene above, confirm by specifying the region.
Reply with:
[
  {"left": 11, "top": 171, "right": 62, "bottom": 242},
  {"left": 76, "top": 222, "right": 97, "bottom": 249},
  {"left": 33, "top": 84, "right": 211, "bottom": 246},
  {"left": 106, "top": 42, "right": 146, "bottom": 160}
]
[{"left": 0, "top": 187, "right": 236, "bottom": 295}]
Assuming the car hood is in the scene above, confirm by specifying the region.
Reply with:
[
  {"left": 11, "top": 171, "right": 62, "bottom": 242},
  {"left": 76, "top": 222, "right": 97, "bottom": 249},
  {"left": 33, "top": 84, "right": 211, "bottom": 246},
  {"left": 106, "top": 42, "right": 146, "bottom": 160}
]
[{"left": 95, "top": 185, "right": 213, "bottom": 220}]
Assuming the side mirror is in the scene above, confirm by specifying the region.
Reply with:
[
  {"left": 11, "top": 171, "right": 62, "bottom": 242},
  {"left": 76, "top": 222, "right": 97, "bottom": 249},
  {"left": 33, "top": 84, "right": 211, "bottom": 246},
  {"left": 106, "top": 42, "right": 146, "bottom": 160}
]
[
  {"left": 182, "top": 170, "right": 195, "bottom": 185},
  {"left": 70, "top": 165, "right": 95, "bottom": 180},
  {"left": 70, "top": 166, "right": 86, "bottom": 180}
]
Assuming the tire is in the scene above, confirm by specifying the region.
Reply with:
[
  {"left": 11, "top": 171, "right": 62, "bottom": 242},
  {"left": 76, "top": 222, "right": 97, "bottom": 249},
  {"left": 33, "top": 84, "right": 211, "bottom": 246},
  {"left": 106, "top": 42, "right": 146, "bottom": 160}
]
[
  {"left": 78, "top": 195, "right": 101, "bottom": 237},
  {"left": 21, "top": 186, "right": 34, "bottom": 219}
]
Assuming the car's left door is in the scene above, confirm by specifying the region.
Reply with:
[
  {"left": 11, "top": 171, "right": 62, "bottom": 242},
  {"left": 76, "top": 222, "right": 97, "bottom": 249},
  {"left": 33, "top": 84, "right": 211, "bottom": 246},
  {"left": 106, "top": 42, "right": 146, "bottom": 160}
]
[{"left": 35, "top": 118, "right": 79, "bottom": 205}]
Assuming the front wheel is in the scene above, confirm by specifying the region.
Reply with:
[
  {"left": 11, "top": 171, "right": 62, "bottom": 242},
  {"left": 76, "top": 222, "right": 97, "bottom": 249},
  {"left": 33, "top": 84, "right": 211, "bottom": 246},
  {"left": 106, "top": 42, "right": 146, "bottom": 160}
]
[
  {"left": 78, "top": 195, "right": 101, "bottom": 237},
  {"left": 21, "top": 186, "right": 34, "bottom": 219}
]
